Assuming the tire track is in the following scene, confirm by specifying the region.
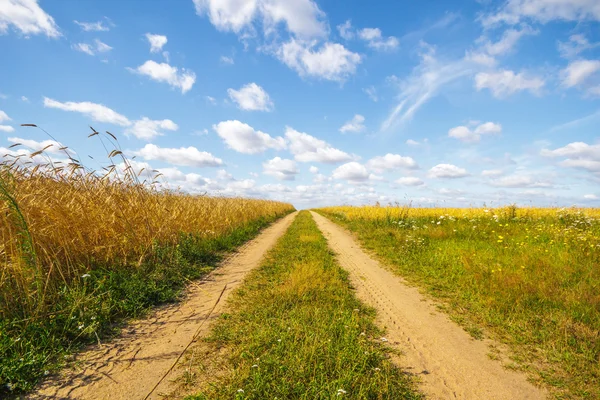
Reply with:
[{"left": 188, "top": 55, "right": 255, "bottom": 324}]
[
  {"left": 30, "top": 212, "right": 297, "bottom": 400},
  {"left": 311, "top": 211, "right": 546, "bottom": 400}
]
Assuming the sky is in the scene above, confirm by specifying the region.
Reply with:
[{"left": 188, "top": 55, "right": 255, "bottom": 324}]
[{"left": 0, "top": 0, "right": 599, "bottom": 209}]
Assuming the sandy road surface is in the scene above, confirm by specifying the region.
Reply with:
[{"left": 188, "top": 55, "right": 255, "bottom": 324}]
[
  {"left": 311, "top": 211, "right": 547, "bottom": 400},
  {"left": 30, "top": 212, "right": 297, "bottom": 400}
]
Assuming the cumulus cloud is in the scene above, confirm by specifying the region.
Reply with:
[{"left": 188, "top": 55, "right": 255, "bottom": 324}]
[
  {"left": 309, "top": 165, "right": 318, "bottom": 173},
  {"left": 0, "top": 125, "right": 14, "bottom": 132},
  {"left": 129, "top": 60, "right": 196, "bottom": 94},
  {"left": 0, "top": 110, "right": 11, "bottom": 122},
  {"left": 133, "top": 144, "right": 223, "bottom": 168},
  {"left": 146, "top": 33, "right": 168, "bottom": 53},
  {"left": 475, "top": 69, "right": 545, "bottom": 98},
  {"left": 43, "top": 97, "right": 131, "bottom": 126},
  {"left": 541, "top": 141, "right": 600, "bottom": 172},
  {"left": 395, "top": 177, "right": 424, "bottom": 186},
  {"left": 0, "top": 0, "right": 60, "bottom": 37},
  {"left": 227, "top": 83, "right": 274, "bottom": 111},
  {"left": 286, "top": 127, "right": 353, "bottom": 163},
  {"left": 358, "top": 27, "right": 399, "bottom": 51},
  {"left": 220, "top": 55, "right": 234, "bottom": 65},
  {"left": 560, "top": 59, "right": 600, "bottom": 88},
  {"left": 263, "top": 157, "right": 299, "bottom": 180},
  {"left": 428, "top": 163, "right": 469, "bottom": 178},
  {"left": 366, "top": 153, "right": 418, "bottom": 172},
  {"left": 339, "top": 114, "right": 365, "bottom": 133},
  {"left": 448, "top": 121, "right": 502, "bottom": 143},
  {"left": 7, "top": 137, "right": 66, "bottom": 154},
  {"left": 213, "top": 120, "right": 286, "bottom": 154},
  {"left": 406, "top": 139, "right": 420, "bottom": 146},
  {"left": 332, "top": 162, "right": 370, "bottom": 182},
  {"left": 193, "top": 0, "right": 327, "bottom": 38},
  {"left": 125, "top": 117, "right": 178, "bottom": 140},
  {"left": 276, "top": 39, "right": 361, "bottom": 82}
]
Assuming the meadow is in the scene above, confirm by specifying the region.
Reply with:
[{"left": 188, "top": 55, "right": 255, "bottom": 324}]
[
  {"left": 0, "top": 128, "right": 294, "bottom": 393},
  {"left": 317, "top": 205, "right": 600, "bottom": 399}
]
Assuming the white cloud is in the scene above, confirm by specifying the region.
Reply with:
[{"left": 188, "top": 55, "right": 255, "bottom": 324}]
[
  {"left": 7, "top": 136, "right": 65, "bottom": 153},
  {"left": 227, "top": 83, "right": 274, "bottom": 111},
  {"left": 0, "top": 0, "right": 60, "bottom": 37},
  {"left": 560, "top": 59, "right": 600, "bottom": 88},
  {"left": 73, "top": 43, "right": 95, "bottom": 56},
  {"left": 448, "top": 121, "right": 502, "bottom": 143},
  {"left": 73, "top": 39, "right": 112, "bottom": 56},
  {"left": 481, "top": 25, "right": 537, "bottom": 56},
  {"left": 125, "top": 117, "right": 178, "bottom": 140},
  {"left": 337, "top": 19, "right": 353, "bottom": 40},
  {"left": 558, "top": 34, "right": 600, "bottom": 59},
  {"left": 475, "top": 69, "right": 545, "bottom": 98},
  {"left": 0, "top": 125, "right": 14, "bottom": 132},
  {"left": 286, "top": 126, "right": 353, "bottom": 163},
  {"left": 309, "top": 165, "right": 318, "bottom": 173},
  {"left": 339, "top": 114, "right": 365, "bottom": 133},
  {"left": 205, "top": 96, "right": 217, "bottom": 105},
  {"left": 541, "top": 141, "right": 600, "bottom": 172},
  {"left": 490, "top": 175, "right": 552, "bottom": 188},
  {"left": 465, "top": 51, "right": 497, "bottom": 67},
  {"left": 146, "top": 33, "right": 167, "bottom": 53},
  {"left": 130, "top": 60, "right": 196, "bottom": 94},
  {"left": 428, "top": 163, "right": 469, "bottom": 178},
  {"left": 584, "top": 194, "right": 598, "bottom": 200},
  {"left": 263, "top": 157, "right": 298, "bottom": 180},
  {"left": 276, "top": 38, "right": 361, "bottom": 82},
  {"left": 43, "top": 97, "right": 131, "bottom": 126},
  {"left": 363, "top": 86, "right": 378, "bottom": 102},
  {"left": 406, "top": 139, "right": 420, "bottom": 146},
  {"left": 358, "top": 27, "right": 399, "bottom": 51},
  {"left": 74, "top": 20, "right": 109, "bottom": 32},
  {"left": 332, "top": 162, "right": 370, "bottom": 182},
  {"left": 220, "top": 55, "right": 234, "bottom": 65},
  {"left": 193, "top": 0, "right": 327, "bottom": 38},
  {"left": 482, "top": 0, "right": 600, "bottom": 26},
  {"left": 481, "top": 169, "right": 504, "bottom": 177},
  {"left": 0, "top": 110, "right": 11, "bottom": 122},
  {"left": 213, "top": 120, "right": 286, "bottom": 154},
  {"left": 395, "top": 177, "right": 424, "bottom": 186},
  {"left": 366, "top": 153, "right": 418, "bottom": 172},
  {"left": 133, "top": 144, "right": 223, "bottom": 168},
  {"left": 381, "top": 44, "right": 473, "bottom": 131},
  {"left": 95, "top": 39, "right": 112, "bottom": 52}
]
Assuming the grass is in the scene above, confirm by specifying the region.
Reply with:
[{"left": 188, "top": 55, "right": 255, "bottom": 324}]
[
  {"left": 0, "top": 127, "right": 294, "bottom": 394},
  {"left": 317, "top": 205, "right": 600, "bottom": 399},
  {"left": 182, "top": 211, "right": 422, "bottom": 400}
]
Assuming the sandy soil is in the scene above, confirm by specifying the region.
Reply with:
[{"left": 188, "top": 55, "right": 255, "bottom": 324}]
[
  {"left": 311, "top": 211, "right": 547, "bottom": 400},
  {"left": 29, "top": 212, "right": 297, "bottom": 400}
]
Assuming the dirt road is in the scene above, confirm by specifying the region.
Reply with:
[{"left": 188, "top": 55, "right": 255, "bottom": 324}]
[
  {"left": 311, "top": 211, "right": 547, "bottom": 400},
  {"left": 30, "top": 212, "right": 297, "bottom": 400}
]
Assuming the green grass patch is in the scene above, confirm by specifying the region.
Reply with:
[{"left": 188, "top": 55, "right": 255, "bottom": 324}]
[
  {"left": 184, "top": 211, "right": 422, "bottom": 400},
  {"left": 0, "top": 212, "right": 290, "bottom": 395},
  {"left": 316, "top": 209, "right": 600, "bottom": 399}
]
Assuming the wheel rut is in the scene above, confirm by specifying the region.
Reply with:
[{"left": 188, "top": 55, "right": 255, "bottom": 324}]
[
  {"left": 29, "top": 212, "right": 297, "bottom": 400},
  {"left": 310, "top": 211, "right": 547, "bottom": 400}
]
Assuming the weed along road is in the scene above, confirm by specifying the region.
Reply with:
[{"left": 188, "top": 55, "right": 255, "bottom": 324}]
[
  {"left": 310, "top": 211, "right": 547, "bottom": 400},
  {"left": 30, "top": 212, "right": 297, "bottom": 400}
]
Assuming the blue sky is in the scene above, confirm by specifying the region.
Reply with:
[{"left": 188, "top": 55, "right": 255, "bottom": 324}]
[{"left": 0, "top": 0, "right": 599, "bottom": 208}]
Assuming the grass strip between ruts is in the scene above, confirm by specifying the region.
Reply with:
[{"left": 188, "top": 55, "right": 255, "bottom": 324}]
[{"left": 184, "top": 211, "right": 422, "bottom": 400}]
